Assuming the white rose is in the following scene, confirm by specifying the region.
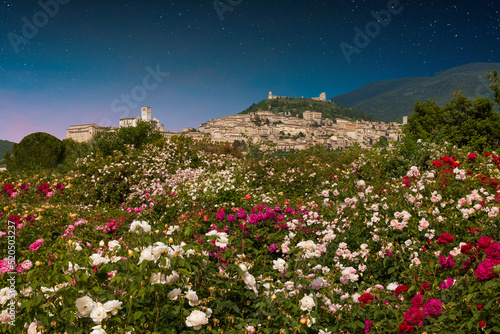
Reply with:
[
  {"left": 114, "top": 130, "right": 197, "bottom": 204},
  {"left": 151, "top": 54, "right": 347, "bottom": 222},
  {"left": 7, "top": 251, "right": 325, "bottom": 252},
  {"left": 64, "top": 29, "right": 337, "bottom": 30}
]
[
  {"left": 242, "top": 272, "right": 256, "bottom": 287},
  {"left": 185, "top": 289, "right": 199, "bottom": 306},
  {"left": 89, "top": 254, "right": 108, "bottom": 267},
  {"left": 0, "top": 310, "right": 12, "bottom": 324},
  {"left": 185, "top": 310, "right": 209, "bottom": 330},
  {"left": 75, "top": 296, "right": 95, "bottom": 317},
  {"left": 150, "top": 273, "right": 166, "bottom": 285},
  {"left": 90, "top": 305, "right": 107, "bottom": 324},
  {"left": 300, "top": 295, "right": 315, "bottom": 312},
  {"left": 139, "top": 246, "right": 154, "bottom": 264},
  {"left": 167, "top": 288, "right": 182, "bottom": 300},
  {"left": 272, "top": 258, "right": 288, "bottom": 272},
  {"left": 152, "top": 242, "right": 168, "bottom": 261},
  {"left": 215, "top": 235, "right": 229, "bottom": 248},
  {"left": 90, "top": 325, "right": 107, "bottom": 334},
  {"left": 27, "top": 321, "right": 41, "bottom": 334},
  {"left": 108, "top": 240, "right": 121, "bottom": 251},
  {"left": 103, "top": 300, "right": 122, "bottom": 316}
]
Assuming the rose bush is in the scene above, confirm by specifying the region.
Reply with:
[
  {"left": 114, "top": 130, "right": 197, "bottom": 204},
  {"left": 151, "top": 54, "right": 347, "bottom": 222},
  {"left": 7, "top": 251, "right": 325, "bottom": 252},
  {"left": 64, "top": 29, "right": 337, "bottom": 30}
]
[{"left": 0, "top": 138, "right": 498, "bottom": 333}]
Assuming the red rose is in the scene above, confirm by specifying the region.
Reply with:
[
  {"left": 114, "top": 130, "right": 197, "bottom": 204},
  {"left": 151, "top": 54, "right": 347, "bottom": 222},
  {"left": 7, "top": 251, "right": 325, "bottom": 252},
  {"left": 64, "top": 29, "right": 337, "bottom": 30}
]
[
  {"left": 485, "top": 242, "right": 500, "bottom": 260},
  {"left": 475, "top": 259, "right": 500, "bottom": 281},
  {"left": 411, "top": 294, "right": 424, "bottom": 308},
  {"left": 403, "top": 307, "right": 425, "bottom": 326},
  {"left": 433, "top": 160, "right": 443, "bottom": 168},
  {"left": 477, "top": 237, "right": 493, "bottom": 250},
  {"left": 424, "top": 298, "right": 442, "bottom": 318},
  {"left": 460, "top": 243, "right": 474, "bottom": 254},
  {"left": 358, "top": 293, "right": 374, "bottom": 306},
  {"left": 419, "top": 282, "right": 431, "bottom": 294},
  {"left": 468, "top": 152, "right": 478, "bottom": 161},
  {"left": 398, "top": 321, "right": 414, "bottom": 333},
  {"left": 479, "top": 320, "right": 486, "bottom": 328},
  {"left": 477, "top": 304, "right": 483, "bottom": 310},
  {"left": 395, "top": 285, "right": 408, "bottom": 296},
  {"left": 437, "top": 233, "right": 454, "bottom": 244}
]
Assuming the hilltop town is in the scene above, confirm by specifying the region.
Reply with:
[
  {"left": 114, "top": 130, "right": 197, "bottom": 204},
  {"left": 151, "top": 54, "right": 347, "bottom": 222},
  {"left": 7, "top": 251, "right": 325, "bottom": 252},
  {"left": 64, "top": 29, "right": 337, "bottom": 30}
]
[{"left": 66, "top": 93, "right": 403, "bottom": 150}]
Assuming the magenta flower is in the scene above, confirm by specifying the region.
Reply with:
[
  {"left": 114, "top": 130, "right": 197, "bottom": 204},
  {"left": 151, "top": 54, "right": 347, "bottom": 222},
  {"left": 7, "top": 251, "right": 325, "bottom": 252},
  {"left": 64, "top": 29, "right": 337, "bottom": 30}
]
[
  {"left": 424, "top": 298, "right": 442, "bottom": 318},
  {"left": 29, "top": 238, "right": 45, "bottom": 251},
  {"left": 216, "top": 209, "right": 225, "bottom": 220},
  {"left": 364, "top": 319, "right": 372, "bottom": 333}
]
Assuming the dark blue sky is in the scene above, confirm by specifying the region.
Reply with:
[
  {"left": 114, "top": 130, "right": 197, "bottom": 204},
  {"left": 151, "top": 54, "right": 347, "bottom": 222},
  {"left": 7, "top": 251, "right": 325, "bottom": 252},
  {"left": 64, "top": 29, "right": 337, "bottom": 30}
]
[{"left": 1, "top": 0, "right": 499, "bottom": 142}]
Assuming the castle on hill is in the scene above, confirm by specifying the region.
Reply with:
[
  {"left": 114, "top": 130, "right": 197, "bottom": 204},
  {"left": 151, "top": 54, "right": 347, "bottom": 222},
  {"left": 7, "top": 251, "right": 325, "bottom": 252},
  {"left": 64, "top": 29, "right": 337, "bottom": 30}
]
[{"left": 268, "top": 91, "right": 327, "bottom": 101}]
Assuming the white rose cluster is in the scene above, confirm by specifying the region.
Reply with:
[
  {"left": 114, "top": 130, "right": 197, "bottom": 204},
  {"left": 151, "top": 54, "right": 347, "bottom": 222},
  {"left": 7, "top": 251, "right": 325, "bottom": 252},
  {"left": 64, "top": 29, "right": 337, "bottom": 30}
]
[
  {"left": 185, "top": 309, "right": 212, "bottom": 330},
  {"left": 75, "top": 296, "right": 122, "bottom": 324},
  {"left": 129, "top": 220, "right": 151, "bottom": 234},
  {"left": 205, "top": 230, "right": 229, "bottom": 248}
]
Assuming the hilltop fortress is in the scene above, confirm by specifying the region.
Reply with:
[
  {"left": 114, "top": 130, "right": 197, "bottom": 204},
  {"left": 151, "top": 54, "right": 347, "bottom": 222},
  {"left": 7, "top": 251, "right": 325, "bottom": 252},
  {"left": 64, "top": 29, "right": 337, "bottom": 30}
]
[{"left": 67, "top": 94, "right": 402, "bottom": 150}]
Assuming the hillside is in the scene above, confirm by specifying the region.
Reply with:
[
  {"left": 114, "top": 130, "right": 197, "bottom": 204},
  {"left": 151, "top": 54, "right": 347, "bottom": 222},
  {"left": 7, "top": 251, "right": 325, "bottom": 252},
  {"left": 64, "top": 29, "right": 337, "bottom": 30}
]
[
  {"left": 240, "top": 97, "right": 379, "bottom": 122},
  {"left": 330, "top": 62, "right": 500, "bottom": 122},
  {"left": 0, "top": 140, "right": 15, "bottom": 167}
]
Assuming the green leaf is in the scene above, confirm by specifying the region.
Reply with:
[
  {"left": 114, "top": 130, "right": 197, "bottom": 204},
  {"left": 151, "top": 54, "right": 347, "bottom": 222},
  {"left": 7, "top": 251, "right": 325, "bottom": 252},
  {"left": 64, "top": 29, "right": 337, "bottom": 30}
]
[{"left": 134, "top": 311, "right": 142, "bottom": 320}]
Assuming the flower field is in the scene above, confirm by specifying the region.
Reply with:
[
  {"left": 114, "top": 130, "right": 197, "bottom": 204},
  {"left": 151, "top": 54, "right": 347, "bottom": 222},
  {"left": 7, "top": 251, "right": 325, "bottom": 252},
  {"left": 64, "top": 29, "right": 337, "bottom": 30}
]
[{"left": 1, "top": 137, "right": 499, "bottom": 333}]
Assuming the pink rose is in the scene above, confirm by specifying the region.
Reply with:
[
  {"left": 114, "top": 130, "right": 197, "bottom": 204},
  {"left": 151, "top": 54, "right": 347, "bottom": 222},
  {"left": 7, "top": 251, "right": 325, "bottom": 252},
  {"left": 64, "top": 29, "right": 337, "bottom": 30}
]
[
  {"left": 424, "top": 298, "right": 442, "bottom": 318},
  {"left": 28, "top": 239, "right": 45, "bottom": 251},
  {"left": 410, "top": 294, "right": 424, "bottom": 308},
  {"left": 475, "top": 259, "right": 500, "bottom": 281},
  {"left": 21, "top": 260, "right": 32, "bottom": 270},
  {"left": 477, "top": 237, "right": 493, "bottom": 250},
  {"left": 485, "top": 242, "right": 500, "bottom": 260},
  {"left": 403, "top": 307, "right": 425, "bottom": 326}
]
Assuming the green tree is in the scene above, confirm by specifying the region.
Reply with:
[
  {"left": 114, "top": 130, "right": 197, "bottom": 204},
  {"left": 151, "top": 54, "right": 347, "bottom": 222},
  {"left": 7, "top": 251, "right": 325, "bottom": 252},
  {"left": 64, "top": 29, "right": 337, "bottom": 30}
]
[
  {"left": 92, "top": 120, "right": 163, "bottom": 156},
  {"left": 57, "top": 139, "right": 92, "bottom": 173},
  {"left": 6, "top": 132, "right": 64, "bottom": 172},
  {"left": 403, "top": 90, "right": 500, "bottom": 152}
]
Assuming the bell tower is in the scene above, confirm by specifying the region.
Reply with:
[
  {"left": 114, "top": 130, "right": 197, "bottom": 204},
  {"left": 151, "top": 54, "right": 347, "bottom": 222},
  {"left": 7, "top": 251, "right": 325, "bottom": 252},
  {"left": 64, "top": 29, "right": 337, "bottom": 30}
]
[{"left": 141, "top": 106, "right": 151, "bottom": 121}]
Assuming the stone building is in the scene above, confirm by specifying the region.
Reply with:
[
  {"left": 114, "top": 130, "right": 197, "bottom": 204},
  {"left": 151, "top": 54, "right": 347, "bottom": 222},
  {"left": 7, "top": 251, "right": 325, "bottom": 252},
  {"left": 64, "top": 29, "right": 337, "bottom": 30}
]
[
  {"left": 66, "top": 123, "right": 105, "bottom": 143},
  {"left": 66, "top": 106, "right": 164, "bottom": 142}
]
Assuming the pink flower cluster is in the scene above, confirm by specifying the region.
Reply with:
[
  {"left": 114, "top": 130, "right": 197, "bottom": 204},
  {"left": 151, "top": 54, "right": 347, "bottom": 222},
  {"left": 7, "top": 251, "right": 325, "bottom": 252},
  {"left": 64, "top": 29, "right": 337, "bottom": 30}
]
[{"left": 29, "top": 238, "right": 45, "bottom": 251}]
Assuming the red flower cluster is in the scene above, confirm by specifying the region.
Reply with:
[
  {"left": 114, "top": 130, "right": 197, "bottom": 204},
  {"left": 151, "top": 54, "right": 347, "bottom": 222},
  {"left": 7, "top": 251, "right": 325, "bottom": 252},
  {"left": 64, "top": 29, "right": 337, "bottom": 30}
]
[
  {"left": 358, "top": 292, "right": 375, "bottom": 306},
  {"left": 473, "top": 236, "right": 500, "bottom": 281},
  {"left": 394, "top": 285, "right": 408, "bottom": 296},
  {"left": 434, "top": 156, "right": 459, "bottom": 168},
  {"left": 1, "top": 184, "right": 15, "bottom": 196},
  {"left": 468, "top": 152, "right": 478, "bottom": 161},
  {"left": 437, "top": 232, "right": 454, "bottom": 244},
  {"left": 399, "top": 294, "right": 443, "bottom": 332}
]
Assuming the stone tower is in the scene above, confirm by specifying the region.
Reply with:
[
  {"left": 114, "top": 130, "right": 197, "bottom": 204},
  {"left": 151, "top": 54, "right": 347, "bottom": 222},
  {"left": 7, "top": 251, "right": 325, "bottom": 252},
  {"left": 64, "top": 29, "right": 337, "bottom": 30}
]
[
  {"left": 141, "top": 106, "right": 151, "bottom": 121},
  {"left": 320, "top": 92, "right": 326, "bottom": 101},
  {"left": 268, "top": 91, "right": 273, "bottom": 99}
]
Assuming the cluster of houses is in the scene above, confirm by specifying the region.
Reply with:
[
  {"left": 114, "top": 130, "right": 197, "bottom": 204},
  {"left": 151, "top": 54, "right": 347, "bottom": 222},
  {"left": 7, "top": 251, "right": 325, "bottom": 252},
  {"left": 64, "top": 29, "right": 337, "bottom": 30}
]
[{"left": 66, "top": 96, "right": 403, "bottom": 150}]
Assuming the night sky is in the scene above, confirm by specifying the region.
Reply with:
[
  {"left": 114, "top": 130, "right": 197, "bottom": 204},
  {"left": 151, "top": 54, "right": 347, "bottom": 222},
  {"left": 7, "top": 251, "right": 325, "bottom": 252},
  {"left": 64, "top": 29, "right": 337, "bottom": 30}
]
[{"left": 1, "top": 0, "right": 499, "bottom": 142}]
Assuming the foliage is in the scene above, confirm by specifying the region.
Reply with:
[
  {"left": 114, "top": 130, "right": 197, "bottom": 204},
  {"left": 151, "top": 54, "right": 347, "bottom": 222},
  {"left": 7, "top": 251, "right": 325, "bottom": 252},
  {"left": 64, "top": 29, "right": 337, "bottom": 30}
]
[
  {"left": 0, "top": 141, "right": 14, "bottom": 167},
  {"left": 92, "top": 120, "right": 163, "bottom": 156},
  {"left": 5, "top": 132, "right": 64, "bottom": 173},
  {"left": 403, "top": 92, "right": 500, "bottom": 153}
]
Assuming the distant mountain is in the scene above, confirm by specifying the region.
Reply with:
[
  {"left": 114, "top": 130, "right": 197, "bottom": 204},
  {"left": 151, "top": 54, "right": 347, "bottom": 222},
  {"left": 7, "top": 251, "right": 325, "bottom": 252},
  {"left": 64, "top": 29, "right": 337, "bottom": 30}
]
[
  {"left": 240, "top": 97, "right": 379, "bottom": 122},
  {"left": 330, "top": 62, "right": 500, "bottom": 122},
  {"left": 0, "top": 140, "right": 15, "bottom": 165}
]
